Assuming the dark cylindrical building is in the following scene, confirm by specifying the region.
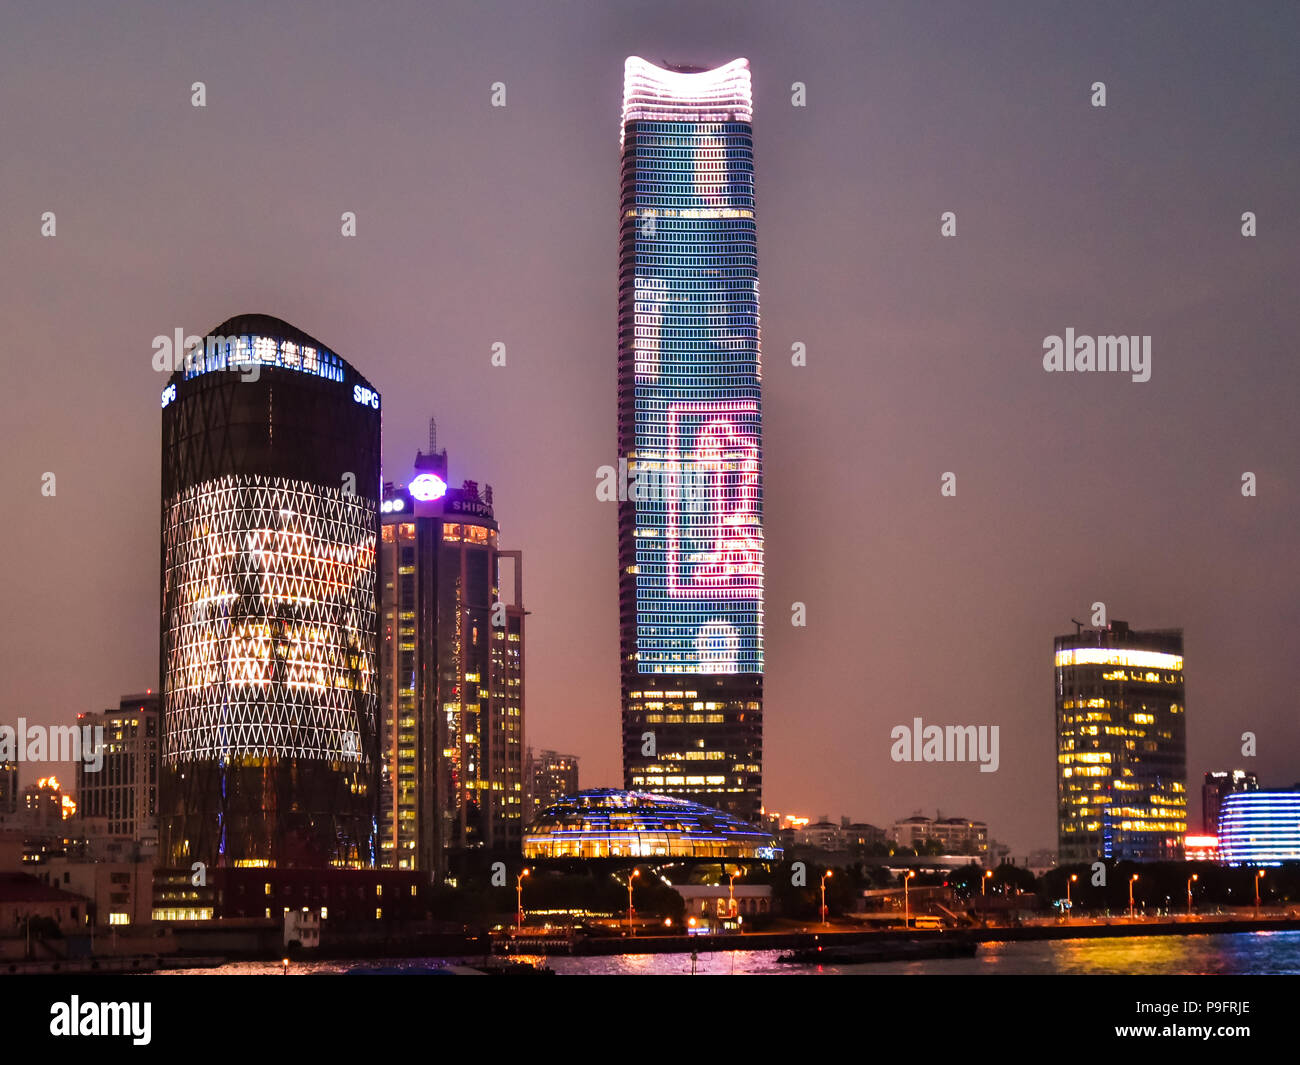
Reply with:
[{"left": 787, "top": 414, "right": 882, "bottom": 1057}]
[{"left": 159, "top": 314, "right": 381, "bottom": 869}]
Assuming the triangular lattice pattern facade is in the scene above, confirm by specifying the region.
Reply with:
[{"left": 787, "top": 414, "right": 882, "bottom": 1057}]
[{"left": 162, "top": 473, "right": 377, "bottom": 763}]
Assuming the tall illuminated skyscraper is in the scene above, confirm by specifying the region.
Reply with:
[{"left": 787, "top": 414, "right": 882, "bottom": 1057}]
[
  {"left": 159, "top": 314, "right": 381, "bottom": 870},
  {"left": 1055, "top": 620, "right": 1187, "bottom": 863},
  {"left": 377, "top": 426, "right": 525, "bottom": 878},
  {"left": 618, "top": 57, "right": 764, "bottom": 822}
]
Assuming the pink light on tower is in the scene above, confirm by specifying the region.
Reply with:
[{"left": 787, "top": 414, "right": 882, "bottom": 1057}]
[{"left": 666, "top": 400, "right": 763, "bottom": 599}]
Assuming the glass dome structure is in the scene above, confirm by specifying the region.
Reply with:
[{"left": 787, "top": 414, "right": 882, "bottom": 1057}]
[{"left": 523, "top": 789, "right": 781, "bottom": 860}]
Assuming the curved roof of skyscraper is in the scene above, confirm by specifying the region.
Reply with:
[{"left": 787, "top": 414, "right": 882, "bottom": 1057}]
[{"left": 165, "top": 312, "right": 376, "bottom": 391}]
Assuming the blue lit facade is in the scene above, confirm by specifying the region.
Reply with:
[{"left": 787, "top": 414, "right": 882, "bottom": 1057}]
[
  {"left": 618, "top": 58, "right": 764, "bottom": 823},
  {"left": 1218, "top": 791, "right": 1300, "bottom": 866}
]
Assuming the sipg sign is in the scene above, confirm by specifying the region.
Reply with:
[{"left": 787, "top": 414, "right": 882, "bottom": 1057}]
[{"left": 352, "top": 385, "right": 380, "bottom": 410}]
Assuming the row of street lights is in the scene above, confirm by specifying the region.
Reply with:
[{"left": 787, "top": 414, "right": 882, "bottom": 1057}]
[
  {"left": 514, "top": 866, "right": 748, "bottom": 935},
  {"left": 513, "top": 865, "right": 1273, "bottom": 934}
]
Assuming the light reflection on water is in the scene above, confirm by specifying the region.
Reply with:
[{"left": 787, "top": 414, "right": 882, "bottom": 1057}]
[{"left": 156, "top": 931, "right": 1300, "bottom": 976}]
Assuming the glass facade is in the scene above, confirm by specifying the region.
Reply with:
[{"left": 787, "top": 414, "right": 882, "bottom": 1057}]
[
  {"left": 523, "top": 789, "right": 781, "bottom": 861},
  {"left": 619, "top": 57, "right": 764, "bottom": 823},
  {"left": 1055, "top": 622, "right": 1187, "bottom": 863},
  {"left": 159, "top": 314, "right": 381, "bottom": 870}
]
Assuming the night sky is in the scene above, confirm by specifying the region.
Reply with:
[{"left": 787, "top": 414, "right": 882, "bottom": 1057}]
[{"left": 2, "top": 1, "right": 1297, "bottom": 851}]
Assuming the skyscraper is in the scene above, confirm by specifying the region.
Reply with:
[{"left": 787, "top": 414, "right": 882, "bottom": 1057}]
[
  {"left": 1055, "top": 620, "right": 1187, "bottom": 862},
  {"left": 377, "top": 429, "right": 525, "bottom": 877},
  {"left": 159, "top": 314, "right": 381, "bottom": 870},
  {"left": 618, "top": 57, "right": 764, "bottom": 823}
]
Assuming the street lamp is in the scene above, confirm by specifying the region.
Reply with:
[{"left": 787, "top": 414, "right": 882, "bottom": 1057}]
[
  {"left": 1255, "top": 870, "right": 1265, "bottom": 915},
  {"left": 1186, "top": 873, "right": 1198, "bottom": 918},
  {"left": 820, "top": 871, "right": 833, "bottom": 928},
  {"left": 982, "top": 870, "right": 993, "bottom": 897},
  {"left": 1129, "top": 874, "right": 1139, "bottom": 920},
  {"left": 904, "top": 871, "right": 916, "bottom": 929},
  {"left": 627, "top": 869, "right": 640, "bottom": 936},
  {"left": 516, "top": 868, "right": 530, "bottom": 932},
  {"left": 1066, "top": 873, "right": 1078, "bottom": 918},
  {"left": 729, "top": 871, "right": 741, "bottom": 924}
]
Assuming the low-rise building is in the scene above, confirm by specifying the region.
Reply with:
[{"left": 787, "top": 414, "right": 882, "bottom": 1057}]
[
  {"left": 0, "top": 873, "right": 87, "bottom": 937},
  {"left": 672, "top": 884, "right": 772, "bottom": 922},
  {"left": 36, "top": 859, "right": 154, "bottom": 928}
]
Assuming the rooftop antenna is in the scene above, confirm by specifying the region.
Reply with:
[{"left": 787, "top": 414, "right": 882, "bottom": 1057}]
[{"left": 428, "top": 415, "right": 438, "bottom": 455}]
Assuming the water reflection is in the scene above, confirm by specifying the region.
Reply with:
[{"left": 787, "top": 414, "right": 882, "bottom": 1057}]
[{"left": 155, "top": 931, "right": 1300, "bottom": 976}]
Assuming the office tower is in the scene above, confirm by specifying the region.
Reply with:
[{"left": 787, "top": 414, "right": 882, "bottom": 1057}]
[
  {"left": 1202, "top": 769, "right": 1259, "bottom": 835},
  {"left": 377, "top": 428, "right": 525, "bottom": 877},
  {"left": 1055, "top": 620, "right": 1187, "bottom": 862},
  {"left": 1217, "top": 790, "right": 1300, "bottom": 865},
  {"left": 76, "top": 693, "right": 160, "bottom": 845},
  {"left": 159, "top": 314, "right": 381, "bottom": 869},
  {"left": 618, "top": 57, "right": 764, "bottom": 822},
  {"left": 525, "top": 748, "right": 579, "bottom": 821}
]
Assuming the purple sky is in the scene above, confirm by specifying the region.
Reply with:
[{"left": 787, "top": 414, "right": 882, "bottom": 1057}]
[{"left": 2, "top": 1, "right": 1297, "bottom": 851}]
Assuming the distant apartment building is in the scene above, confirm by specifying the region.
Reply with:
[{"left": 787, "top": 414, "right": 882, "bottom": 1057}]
[
  {"left": 765, "top": 815, "right": 884, "bottom": 854},
  {"left": 1202, "top": 769, "right": 1258, "bottom": 835},
  {"left": 526, "top": 749, "right": 578, "bottom": 821},
  {"left": 76, "top": 693, "right": 159, "bottom": 848},
  {"left": 1055, "top": 620, "right": 1187, "bottom": 862},
  {"left": 890, "top": 815, "right": 988, "bottom": 857},
  {"left": 794, "top": 819, "right": 845, "bottom": 851},
  {"left": 842, "top": 821, "right": 886, "bottom": 849},
  {"left": 21, "top": 777, "right": 72, "bottom": 833}
]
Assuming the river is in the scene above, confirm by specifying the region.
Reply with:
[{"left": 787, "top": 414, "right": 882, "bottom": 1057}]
[{"left": 155, "top": 930, "right": 1300, "bottom": 975}]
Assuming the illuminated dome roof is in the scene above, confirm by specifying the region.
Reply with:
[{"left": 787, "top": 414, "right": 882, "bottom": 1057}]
[{"left": 523, "top": 789, "right": 781, "bottom": 861}]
